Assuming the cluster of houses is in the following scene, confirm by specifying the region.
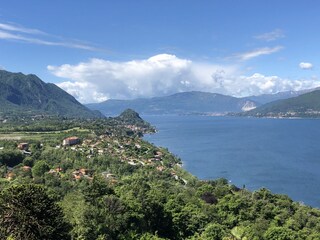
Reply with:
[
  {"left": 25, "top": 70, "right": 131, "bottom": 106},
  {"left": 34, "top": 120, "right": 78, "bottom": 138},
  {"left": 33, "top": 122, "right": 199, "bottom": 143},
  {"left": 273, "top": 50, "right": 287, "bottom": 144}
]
[
  {"left": 5, "top": 165, "right": 32, "bottom": 180},
  {"left": 72, "top": 168, "right": 93, "bottom": 180},
  {"left": 124, "top": 125, "right": 142, "bottom": 132},
  {"left": 58, "top": 134, "right": 177, "bottom": 180},
  {"left": 4, "top": 132, "right": 185, "bottom": 184},
  {"left": 48, "top": 167, "right": 63, "bottom": 175}
]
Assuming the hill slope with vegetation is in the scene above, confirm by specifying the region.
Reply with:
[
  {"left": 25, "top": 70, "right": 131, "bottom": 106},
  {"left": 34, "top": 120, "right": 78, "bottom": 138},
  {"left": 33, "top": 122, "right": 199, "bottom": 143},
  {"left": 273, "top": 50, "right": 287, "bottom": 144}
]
[
  {"left": 244, "top": 90, "right": 320, "bottom": 118},
  {"left": 244, "top": 88, "right": 319, "bottom": 105},
  {"left": 0, "top": 112, "right": 319, "bottom": 239},
  {"left": 0, "top": 70, "right": 102, "bottom": 118}
]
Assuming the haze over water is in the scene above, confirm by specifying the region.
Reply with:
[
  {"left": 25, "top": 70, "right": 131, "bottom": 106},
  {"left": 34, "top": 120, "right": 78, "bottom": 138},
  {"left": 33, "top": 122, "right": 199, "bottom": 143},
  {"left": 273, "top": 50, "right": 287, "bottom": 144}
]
[{"left": 144, "top": 115, "right": 320, "bottom": 208}]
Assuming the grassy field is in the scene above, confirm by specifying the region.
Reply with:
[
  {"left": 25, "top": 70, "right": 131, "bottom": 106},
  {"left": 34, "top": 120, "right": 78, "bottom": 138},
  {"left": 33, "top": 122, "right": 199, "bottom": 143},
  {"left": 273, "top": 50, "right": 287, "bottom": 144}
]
[{"left": 0, "top": 127, "right": 91, "bottom": 141}]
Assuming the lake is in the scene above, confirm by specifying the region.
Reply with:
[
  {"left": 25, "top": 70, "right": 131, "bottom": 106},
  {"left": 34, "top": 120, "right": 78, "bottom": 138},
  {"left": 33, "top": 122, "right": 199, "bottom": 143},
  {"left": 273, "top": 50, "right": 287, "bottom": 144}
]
[{"left": 143, "top": 115, "right": 320, "bottom": 208}]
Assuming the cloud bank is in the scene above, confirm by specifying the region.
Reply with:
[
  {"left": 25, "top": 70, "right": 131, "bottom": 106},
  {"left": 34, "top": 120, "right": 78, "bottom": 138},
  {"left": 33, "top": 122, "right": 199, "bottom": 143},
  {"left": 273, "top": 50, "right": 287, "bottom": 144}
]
[
  {"left": 48, "top": 54, "right": 320, "bottom": 103},
  {"left": 299, "top": 62, "right": 313, "bottom": 70}
]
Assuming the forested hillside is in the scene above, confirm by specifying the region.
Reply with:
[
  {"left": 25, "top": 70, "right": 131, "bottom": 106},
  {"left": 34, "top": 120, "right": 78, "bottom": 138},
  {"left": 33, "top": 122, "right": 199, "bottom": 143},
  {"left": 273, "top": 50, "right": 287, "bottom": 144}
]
[
  {"left": 244, "top": 90, "right": 320, "bottom": 118},
  {"left": 0, "top": 112, "right": 319, "bottom": 240},
  {"left": 0, "top": 70, "right": 102, "bottom": 118}
]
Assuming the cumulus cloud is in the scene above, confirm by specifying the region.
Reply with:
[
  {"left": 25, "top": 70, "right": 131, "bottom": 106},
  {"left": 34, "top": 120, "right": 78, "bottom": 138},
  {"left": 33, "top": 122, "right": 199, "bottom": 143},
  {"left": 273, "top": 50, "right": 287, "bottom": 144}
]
[
  {"left": 0, "top": 22, "right": 98, "bottom": 51},
  {"left": 299, "top": 62, "right": 313, "bottom": 70},
  {"left": 233, "top": 46, "right": 283, "bottom": 61},
  {"left": 48, "top": 54, "right": 320, "bottom": 103},
  {"left": 255, "top": 29, "right": 285, "bottom": 42}
]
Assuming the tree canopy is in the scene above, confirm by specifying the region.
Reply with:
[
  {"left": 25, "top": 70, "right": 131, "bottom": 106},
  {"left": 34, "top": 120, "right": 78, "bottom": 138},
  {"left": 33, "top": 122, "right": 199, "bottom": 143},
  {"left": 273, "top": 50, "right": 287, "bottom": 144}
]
[{"left": 0, "top": 184, "right": 70, "bottom": 240}]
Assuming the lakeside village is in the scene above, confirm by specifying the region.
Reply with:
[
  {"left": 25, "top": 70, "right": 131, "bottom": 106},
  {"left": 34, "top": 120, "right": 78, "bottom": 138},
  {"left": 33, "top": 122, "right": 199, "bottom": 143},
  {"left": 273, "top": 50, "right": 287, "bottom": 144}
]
[
  {"left": 0, "top": 119, "right": 187, "bottom": 185},
  {"left": 2, "top": 115, "right": 320, "bottom": 239}
]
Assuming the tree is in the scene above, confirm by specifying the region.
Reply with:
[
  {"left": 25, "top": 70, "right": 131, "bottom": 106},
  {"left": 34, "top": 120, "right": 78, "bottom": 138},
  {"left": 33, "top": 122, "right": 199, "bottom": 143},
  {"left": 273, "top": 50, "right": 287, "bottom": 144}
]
[
  {"left": 200, "top": 223, "right": 226, "bottom": 240},
  {"left": 32, "top": 160, "right": 50, "bottom": 178},
  {"left": 83, "top": 175, "right": 114, "bottom": 202},
  {"left": 23, "top": 156, "right": 34, "bottom": 167},
  {"left": 263, "top": 226, "right": 301, "bottom": 240},
  {"left": 139, "top": 232, "right": 167, "bottom": 240},
  {"left": 60, "top": 192, "right": 91, "bottom": 239},
  {"left": 0, "top": 184, "right": 70, "bottom": 240},
  {"left": 0, "top": 150, "right": 24, "bottom": 167}
]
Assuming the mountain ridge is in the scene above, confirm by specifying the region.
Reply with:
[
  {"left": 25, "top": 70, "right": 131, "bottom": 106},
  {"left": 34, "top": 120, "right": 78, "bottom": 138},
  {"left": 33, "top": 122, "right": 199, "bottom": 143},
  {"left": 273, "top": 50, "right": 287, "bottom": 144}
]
[
  {"left": 243, "top": 89, "right": 320, "bottom": 118},
  {"left": 86, "top": 91, "right": 259, "bottom": 116},
  {"left": 0, "top": 70, "right": 102, "bottom": 118},
  {"left": 86, "top": 88, "right": 320, "bottom": 117},
  {"left": 244, "top": 88, "right": 320, "bottom": 105}
]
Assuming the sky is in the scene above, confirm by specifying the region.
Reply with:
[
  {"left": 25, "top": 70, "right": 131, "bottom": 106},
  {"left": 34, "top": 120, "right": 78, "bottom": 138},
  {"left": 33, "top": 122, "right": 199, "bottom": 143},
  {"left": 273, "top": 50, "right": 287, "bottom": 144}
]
[{"left": 1, "top": 1, "right": 320, "bottom": 103}]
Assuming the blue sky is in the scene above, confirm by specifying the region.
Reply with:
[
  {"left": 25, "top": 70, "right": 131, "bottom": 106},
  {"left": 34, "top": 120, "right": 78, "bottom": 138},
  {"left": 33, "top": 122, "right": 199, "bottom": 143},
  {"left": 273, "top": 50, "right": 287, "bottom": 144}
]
[{"left": 1, "top": 1, "right": 320, "bottom": 102}]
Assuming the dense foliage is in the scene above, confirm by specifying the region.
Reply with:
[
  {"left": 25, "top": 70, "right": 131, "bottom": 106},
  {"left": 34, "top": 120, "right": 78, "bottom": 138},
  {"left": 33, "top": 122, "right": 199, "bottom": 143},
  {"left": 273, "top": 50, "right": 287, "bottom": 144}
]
[
  {"left": 0, "top": 113, "right": 319, "bottom": 239},
  {"left": 0, "top": 184, "right": 70, "bottom": 240}
]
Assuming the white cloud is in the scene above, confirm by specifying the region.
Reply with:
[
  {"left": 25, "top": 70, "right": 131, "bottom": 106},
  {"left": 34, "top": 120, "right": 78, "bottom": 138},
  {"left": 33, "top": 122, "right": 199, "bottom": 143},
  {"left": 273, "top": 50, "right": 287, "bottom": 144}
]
[
  {"left": 233, "top": 46, "right": 283, "bottom": 61},
  {"left": 299, "top": 62, "right": 313, "bottom": 70},
  {"left": 236, "top": 73, "right": 319, "bottom": 96},
  {"left": 255, "top": 29, "right": 285, "bottom": 42},
  {"left": 48, "top": 54, "right": 320, "bottom": 103},
  {"left": 0, "top": 22, "right": 98, "bottom": 51},
  {"left": 0, "top": 22, "right": 44, "bottom": 35}
]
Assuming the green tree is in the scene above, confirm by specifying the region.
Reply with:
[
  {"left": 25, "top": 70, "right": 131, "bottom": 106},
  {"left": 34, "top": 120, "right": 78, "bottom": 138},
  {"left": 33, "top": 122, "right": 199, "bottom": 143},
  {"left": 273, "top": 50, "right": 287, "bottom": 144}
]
[
  {"left": 83, "top": 175, "right": 114, "bottom": 202},
  {"left": 61, "top": 192, "right": 91, "bottom": 239},
  {"left": 0, "top": 184, "right": 70, "bottom": 240},
  {"left": 23, "top": 156, "right": 34, "bottom": 167},
  {"left": 0, "top": 150, "right": 24, "bottom": 167},
  {"left": 200, "top": 223, "right": 226, "bottom": 240},
  {"left": 264, "top": 226, "right": 301, "bottom": 240},
  {"left": 32, "top": 160, "right": 50, "bottom": 178},
  {"left": 139, "top": 232, "right": 167, "bottom": 240}
]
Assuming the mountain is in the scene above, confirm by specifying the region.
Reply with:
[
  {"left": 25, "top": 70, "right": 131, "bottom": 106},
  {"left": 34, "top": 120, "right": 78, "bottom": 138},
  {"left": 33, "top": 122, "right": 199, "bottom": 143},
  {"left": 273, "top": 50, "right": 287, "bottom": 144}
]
[
  {"left": 0, "top": 70, "right": 102, "bottom": 118},
  {"left": 243, "top": 90, "right": 320, "bottom": 118},
  {"left": 245, "top": 88, "right": 320, "bottom": 105},
  {"left": 115, "top": 108, "right": 145, "bottom": 124},
  {"left": 86, "top": 91, "right": 259, "bottom": 116}
]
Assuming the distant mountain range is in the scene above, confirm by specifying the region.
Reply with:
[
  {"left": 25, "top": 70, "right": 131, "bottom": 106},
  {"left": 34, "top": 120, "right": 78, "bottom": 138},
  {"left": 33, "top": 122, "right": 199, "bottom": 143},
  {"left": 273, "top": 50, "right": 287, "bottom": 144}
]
[
  {"left": 245, "top": 88, "right": 319, "bottom": 105},
  {"left": 86, "top": 91, "right": 258, "bottom": 116},
  {"left": 243, "top": 90, "right": 320, "bottom": 118},
  {"left": 2, "top": 69, "right": 319, "bottom": 118},
  {"left": 87, "top": 87, "right": 320, "bottom": 117},
  {"left": 0, "top": 70, "right": 102, "bottom": 118}
]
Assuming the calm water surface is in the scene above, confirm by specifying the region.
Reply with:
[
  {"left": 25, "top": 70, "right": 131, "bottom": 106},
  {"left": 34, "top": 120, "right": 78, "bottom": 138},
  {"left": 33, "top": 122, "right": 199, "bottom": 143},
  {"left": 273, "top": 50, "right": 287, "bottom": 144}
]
[{"left": 143, "top": 115, "right": 320, "bottom": 208}]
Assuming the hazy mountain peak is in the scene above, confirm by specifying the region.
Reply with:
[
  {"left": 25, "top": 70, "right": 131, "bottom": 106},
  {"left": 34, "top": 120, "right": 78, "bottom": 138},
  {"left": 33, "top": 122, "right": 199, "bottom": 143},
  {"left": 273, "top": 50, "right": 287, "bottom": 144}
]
[{"left": 87, "top": 91, "right": 258, "bottom": 116}]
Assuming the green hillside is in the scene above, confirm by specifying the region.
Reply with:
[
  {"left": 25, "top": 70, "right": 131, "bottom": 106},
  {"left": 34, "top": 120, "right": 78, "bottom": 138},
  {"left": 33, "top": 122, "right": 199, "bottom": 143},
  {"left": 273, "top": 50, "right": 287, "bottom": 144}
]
[
  {"left": 0, "top": 70, "right": 102, "bottom": 118},
  {"left": 244, "top": 90, "right": 320, "bottom": 118}
]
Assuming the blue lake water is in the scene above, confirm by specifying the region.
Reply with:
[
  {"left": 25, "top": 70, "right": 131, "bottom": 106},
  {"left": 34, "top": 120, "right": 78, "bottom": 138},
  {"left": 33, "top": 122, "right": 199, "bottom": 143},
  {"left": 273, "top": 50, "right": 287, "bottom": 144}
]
[{"left": 143, "top": 115, "right": 320, "bottom": 208}]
